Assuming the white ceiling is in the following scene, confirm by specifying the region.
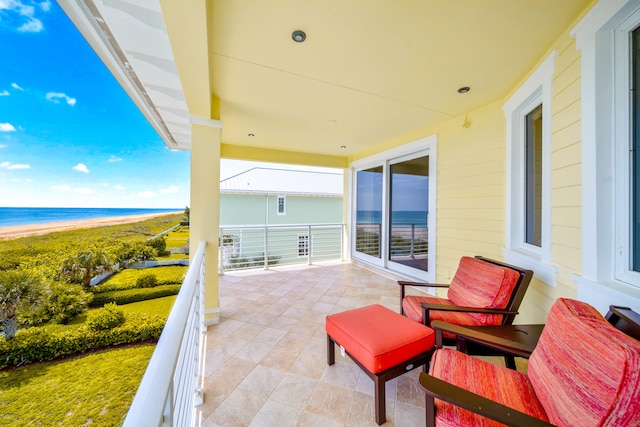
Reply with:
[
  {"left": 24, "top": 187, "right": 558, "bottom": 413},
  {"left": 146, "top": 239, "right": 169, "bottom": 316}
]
[{"left": 59, "top": 0, "right": 593, "bottom": 160}]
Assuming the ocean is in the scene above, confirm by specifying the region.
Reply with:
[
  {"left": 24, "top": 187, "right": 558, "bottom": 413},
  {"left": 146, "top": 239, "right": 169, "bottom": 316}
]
[
  {"left": 357, "top": 210, "right": 428, "bottom": 228},
  {"left": 0, "top": 207, "right": 182, "bottom": 227}
]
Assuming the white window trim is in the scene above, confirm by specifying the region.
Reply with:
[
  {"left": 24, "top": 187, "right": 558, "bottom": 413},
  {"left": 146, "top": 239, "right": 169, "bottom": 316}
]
[
  {"left": 277, "top": 195, "right": 286, "bottom": 215},
  {"left": 503, "top": 51, "right": 558, "bottom": 287},
  {"left": 571, "top": 0, "right": 640, "bottom": 314}
]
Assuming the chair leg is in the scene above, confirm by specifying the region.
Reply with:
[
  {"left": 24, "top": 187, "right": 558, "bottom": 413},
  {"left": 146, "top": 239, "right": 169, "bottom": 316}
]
[
  {"left": 327, "top": 335, "right": 335, "bottom": 366},
  {"left": 374, "top": 375, "right": 386, "bottom": 425},
  {"left": 504, "top": 355, "right": 516, "bottom": 370},
  {"left": 426, "top": 394, "right": 436, "bottom": 427}
]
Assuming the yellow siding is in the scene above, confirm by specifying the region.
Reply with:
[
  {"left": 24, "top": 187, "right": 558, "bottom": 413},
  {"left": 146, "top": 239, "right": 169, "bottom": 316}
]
[{"left": 349, "top": 10, "right": 589, "bottom": 322}]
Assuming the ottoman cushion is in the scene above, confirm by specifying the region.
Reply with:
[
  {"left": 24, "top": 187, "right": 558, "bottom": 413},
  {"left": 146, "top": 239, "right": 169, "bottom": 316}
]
[{"left": 326, "top": 304, "right": 435, "bottom": 373}]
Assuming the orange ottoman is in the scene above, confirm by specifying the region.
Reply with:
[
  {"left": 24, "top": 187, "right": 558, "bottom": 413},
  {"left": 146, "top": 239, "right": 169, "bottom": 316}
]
[{"left": 326, "top": 304, "right": 436, "bottom": 425}]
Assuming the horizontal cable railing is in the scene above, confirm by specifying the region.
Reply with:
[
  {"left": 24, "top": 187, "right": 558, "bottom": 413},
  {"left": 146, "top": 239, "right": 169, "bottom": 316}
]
[
  {"left": 219, "top": 223, "right": 344, "bottom": 271},
  {"left": 123, "top": 241, "right": 206, "bottom": 427},
  {"left": 389, "top": 223, "right": 428, "bottom": 259}
]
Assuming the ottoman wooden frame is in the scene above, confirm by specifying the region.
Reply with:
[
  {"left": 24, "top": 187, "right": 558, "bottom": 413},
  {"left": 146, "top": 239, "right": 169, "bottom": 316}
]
[{"left": 326, "top": 304, "right": 436, "bottom": 425}]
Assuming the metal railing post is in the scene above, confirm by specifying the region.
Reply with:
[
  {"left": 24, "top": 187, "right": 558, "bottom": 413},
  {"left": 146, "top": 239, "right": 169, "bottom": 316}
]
[
  {"left": 263, "top": 226, "right": 269, "bottom": 269},
  {"left": 307, "top": 225, "right": 312, "bottom": 265},
  {"left": 410, "top": 223, "right": 415, "bottom": 259}
]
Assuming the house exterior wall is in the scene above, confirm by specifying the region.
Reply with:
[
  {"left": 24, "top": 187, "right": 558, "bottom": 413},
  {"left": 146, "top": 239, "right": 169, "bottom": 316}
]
[
  {"left": 220, "top": 194, "right": 343, "bottom": 226},
  {"left": 348, "top": 15, "right": 589, "bottom": 323}
]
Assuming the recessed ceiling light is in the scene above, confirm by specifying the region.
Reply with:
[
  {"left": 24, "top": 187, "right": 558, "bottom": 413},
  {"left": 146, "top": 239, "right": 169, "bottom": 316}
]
[
  {"left": 458, "top": 86, "right": 470, "bottom": 94},
  {"left": 248, "top": 133, "right": 255, "bottom": 137},
  {"left": 292, "top": 30, "right": 306, "bottom": 43},
  {"left": 340, "top": 145, "right": 347, "bottom": 149}
]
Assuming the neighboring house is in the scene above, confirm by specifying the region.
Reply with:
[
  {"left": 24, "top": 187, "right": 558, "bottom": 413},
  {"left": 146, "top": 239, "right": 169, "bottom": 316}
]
[{"left": 219, "top": 168, "right": 343, "bottom": 267}]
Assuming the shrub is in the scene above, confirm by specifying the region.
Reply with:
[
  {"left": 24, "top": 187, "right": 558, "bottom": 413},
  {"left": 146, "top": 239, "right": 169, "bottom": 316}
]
[
  {"left": 86, "top": 303, "right": 125, "bottom": 331},
  {"left": 146, "top": 237, "right": 167, "bottom": 256},
  {"left": 0, "top": 313, "right": 165, "bottom": 369},
  {"left": 136, "top": 273, "right": 158, "bottom": 288},
  {"left": 19, "top": 282, "right": 92, "bottom": 327},
  {"left": 89, "top": 285, "right": 181, "bottom": 307}
]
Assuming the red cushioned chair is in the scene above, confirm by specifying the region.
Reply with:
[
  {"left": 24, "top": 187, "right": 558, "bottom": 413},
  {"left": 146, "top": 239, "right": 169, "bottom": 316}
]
[
  {"left": 419, "top": 298, "right": 640, "bottom": 427},
  {"left": 398, "top": 256, "right": 533, "bottom": 367}
]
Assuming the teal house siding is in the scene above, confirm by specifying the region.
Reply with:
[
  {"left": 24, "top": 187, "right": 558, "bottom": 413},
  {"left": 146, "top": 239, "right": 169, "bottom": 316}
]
[{"left": 219, "top": 168, "right": 343, "bottom": 267}]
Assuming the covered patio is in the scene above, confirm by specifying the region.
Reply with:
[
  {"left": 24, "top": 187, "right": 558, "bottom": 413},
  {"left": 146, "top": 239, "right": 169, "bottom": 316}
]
[
  {"left": 199, "top": 262, "right": 525, "bottom": 426},
  {"left": 56, "top": 0, "right": 640, "bottom": 425}
]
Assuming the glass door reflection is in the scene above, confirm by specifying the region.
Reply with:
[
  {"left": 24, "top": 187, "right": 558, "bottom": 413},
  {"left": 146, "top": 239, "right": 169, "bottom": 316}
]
[{"left": 388, "top": 155, "right": 429, "bottom": 272}]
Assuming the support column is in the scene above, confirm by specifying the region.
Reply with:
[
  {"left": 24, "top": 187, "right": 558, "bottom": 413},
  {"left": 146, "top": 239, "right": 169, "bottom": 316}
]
[{"left": 190, "top": 122, "right": 221, "bottom": 326}]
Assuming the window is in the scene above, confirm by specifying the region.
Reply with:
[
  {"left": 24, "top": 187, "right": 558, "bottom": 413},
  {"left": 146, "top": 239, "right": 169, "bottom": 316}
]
[
  {"left": 277, "top": 196, "right": 286, "bottom": 215},
  {"left": 525, "top": 105, "right": 543, "bottom": 247},
  {"left": 503, "top": 52, "right": 557, "bottom": 286},
  {"left": 572, "top": 0, "right": 640, "bottom": 311},
  {"left": 298, "top": 234, "right": 309, "bottom": 257}
]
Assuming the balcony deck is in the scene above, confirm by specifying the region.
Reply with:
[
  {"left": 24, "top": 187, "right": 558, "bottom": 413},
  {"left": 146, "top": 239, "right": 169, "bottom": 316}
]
[
  {"left": 198, "top": 261, "right": 428, "bottom": 426},
  {"left": 198, "top": 261, "right": 524, "bottom": 426}
]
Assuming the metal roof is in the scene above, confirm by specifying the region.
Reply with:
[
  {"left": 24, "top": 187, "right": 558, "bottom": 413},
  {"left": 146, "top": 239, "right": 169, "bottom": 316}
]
[{"left": 220, "top": 168, "right": 343, "bottom": 197}]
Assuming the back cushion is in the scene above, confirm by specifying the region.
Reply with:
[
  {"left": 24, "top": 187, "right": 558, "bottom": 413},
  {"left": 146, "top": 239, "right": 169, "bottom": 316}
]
[
  {"left": 528, "top": 298, "right": 640, "bottom": 427},
  {"left": 447, "top": 257, "right": 520, "bottom": 324}
]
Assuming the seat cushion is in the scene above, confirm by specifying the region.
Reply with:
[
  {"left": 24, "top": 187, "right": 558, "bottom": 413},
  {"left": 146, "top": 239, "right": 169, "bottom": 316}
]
[
  {"left": 429, "top": 348, "right": 549, "bottom": 427},
  {"left": 447, "top": 257, "right": 520, "bottom": 324},
  {"left": 326, "top": 304, "right": 435, "bottom": 374},
  {"left": 528, "top": 298, "right": 640, "bottom": 427}
]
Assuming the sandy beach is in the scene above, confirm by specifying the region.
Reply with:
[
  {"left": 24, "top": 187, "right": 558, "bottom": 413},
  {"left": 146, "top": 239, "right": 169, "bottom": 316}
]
[{"left": 0, "top": 212, "right": 183, "bottom": 241}]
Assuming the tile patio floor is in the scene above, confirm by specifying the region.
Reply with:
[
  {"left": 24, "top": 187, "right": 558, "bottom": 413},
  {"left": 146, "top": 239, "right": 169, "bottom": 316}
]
[{"left": 196, "top": 261, "right": 520, "bottom": 426}]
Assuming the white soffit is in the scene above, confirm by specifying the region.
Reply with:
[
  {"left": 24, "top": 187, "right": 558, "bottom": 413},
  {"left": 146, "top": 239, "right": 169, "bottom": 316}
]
[{"left": 58, "top": 0, "right": 191, "bottom": 150}]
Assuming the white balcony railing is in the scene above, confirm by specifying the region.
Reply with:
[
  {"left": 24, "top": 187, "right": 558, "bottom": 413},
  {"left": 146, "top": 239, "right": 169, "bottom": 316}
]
[
  {"left": 219, "top": 223, "right": 344, "bottom": 272},
  {"left": 123, "top": 241, "right": 206, "bottom": 427}
]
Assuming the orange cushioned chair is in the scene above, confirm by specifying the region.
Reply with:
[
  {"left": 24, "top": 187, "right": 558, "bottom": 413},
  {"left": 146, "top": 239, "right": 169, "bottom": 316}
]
[
  {"left": 419, "top": 298, "right": 640, "bottom": 427},
  {"left": 399, "top": 256, "right": 533, "bottom": 334}
]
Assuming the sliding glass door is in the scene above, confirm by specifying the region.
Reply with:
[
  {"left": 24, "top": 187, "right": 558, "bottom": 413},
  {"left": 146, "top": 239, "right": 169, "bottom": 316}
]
[
  {"left": 388, "top": 155, "right": 429, "bottom": 274},
  {"left": 351, "top": 137, "right": 436, "bottom": 281}
]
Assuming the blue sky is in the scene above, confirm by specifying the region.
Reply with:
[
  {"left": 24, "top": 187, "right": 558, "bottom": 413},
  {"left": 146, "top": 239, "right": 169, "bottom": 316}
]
[
  {"left": 0, "top": 1, "right": 340, "bottom": 209},
  {"left": 0, "top": 0, "right": 191, "bottom": 208}
]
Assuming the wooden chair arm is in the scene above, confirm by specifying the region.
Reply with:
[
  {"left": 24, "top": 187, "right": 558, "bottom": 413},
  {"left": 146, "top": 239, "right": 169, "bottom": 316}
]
[
  {"left": 419, "top": 373, "right": 554, "bottom": 427},
  {"left": 397, "top": 281, "right": 451, "bottom": 288},
  {"left": 420, "top": 302, "right": 518, "bottom": 316}
]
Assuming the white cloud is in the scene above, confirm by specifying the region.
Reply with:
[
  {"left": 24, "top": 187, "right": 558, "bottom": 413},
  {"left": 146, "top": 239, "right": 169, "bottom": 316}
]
[
  {"left": 114, "top": 184, "right": 124, "bottom": 190},
  {"left": 0, "top": 90, "right": 9, "bottom": 96},
  {"left": 72, "top": 163, "right": 89, "bottom": 173},
  {"left": 11, "top": 83, "right": 23, "bottom": 91},
  {"left": 0, "top": 161, "right": 30, "bottom": 170},
  {"left": 0, "top": 144, "right": 7, "bottom": 149},
  {"left": 46, "top": 92, "right": 76, "bottom": 106},
  {"left": 74, "top": 188, "right": 93, "bottom": 195},
  {"left": 159, "top": 185, "right": 179, "bottom": 194},
  {"left": 108, "top": 155, "right": 122, "bottom": 163},
  {"left": 137, "top": 191, "right": 156, "bottom": 198},
  {"left": 19, "top": 17, "right": 42, "bottom": 32},
  {"left": 0, "top": 1, "right": 48, "bottom": 32},
  {"left": 0, "top": 123, "right": 16, "bottom": 132},
  {"left": 52, "top": 184, "right": 70, "bottom": 191}
]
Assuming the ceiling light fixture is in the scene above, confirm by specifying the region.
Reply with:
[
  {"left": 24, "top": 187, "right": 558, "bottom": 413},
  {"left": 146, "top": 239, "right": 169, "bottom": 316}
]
[
  {"left": 340, "top": 145, "right": 347, "bottom": 149},
  {"left": 457, "top": 86, "right": 470, "bottom": 94},
  {"left": 248, "top": 133, "right": 255, "bottom": 137},
  {"left": 292, "top": 30, "right": 306, "bottom": 43}
]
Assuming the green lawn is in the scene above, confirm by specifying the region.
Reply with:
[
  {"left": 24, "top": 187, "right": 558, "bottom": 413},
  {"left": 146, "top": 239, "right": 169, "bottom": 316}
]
[
  {"left": 93, "top": 266, "right": 187, "bottom": 292},
  {"left": 41, "top": 295, "right": 177, "bottom": 334},
  {"left": 0, "top": 344, "right": 155, "bottom": 426}
]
